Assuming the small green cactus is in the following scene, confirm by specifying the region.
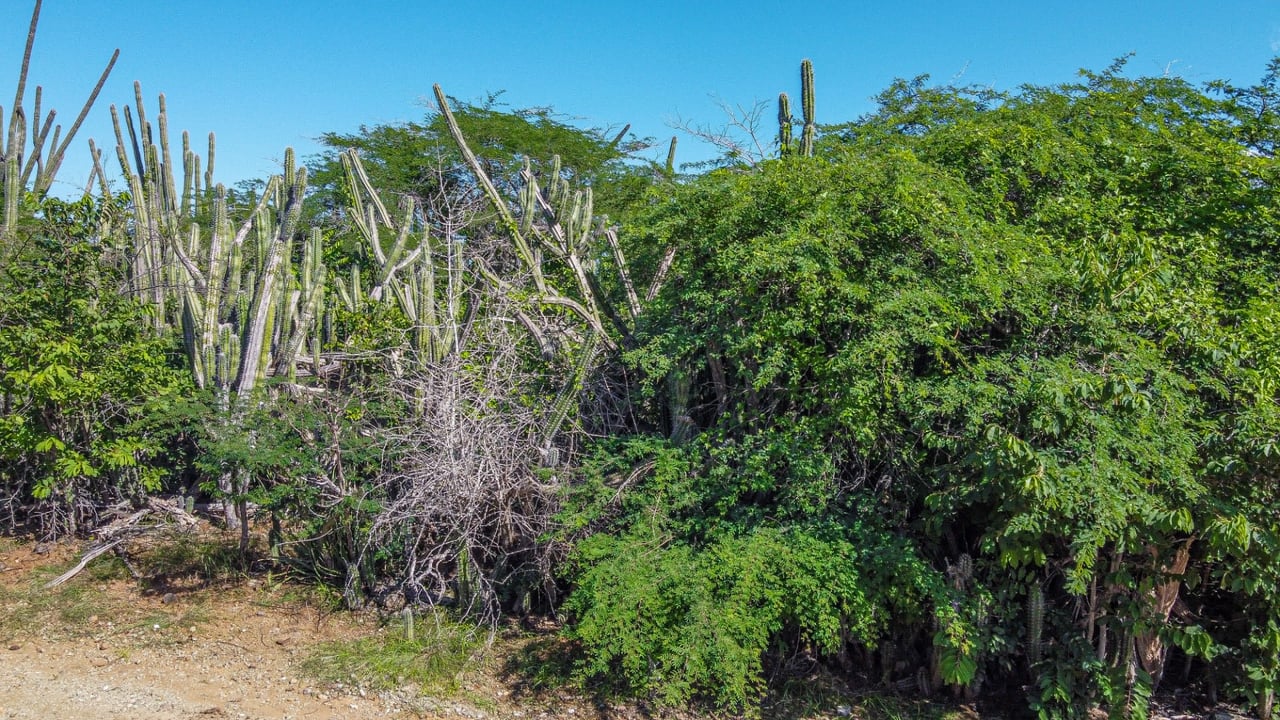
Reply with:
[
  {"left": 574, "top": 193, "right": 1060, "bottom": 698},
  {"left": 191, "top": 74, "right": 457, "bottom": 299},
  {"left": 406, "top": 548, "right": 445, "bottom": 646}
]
[{"left": 1026, "top": 583, "right": 1045, "bottom": 666}]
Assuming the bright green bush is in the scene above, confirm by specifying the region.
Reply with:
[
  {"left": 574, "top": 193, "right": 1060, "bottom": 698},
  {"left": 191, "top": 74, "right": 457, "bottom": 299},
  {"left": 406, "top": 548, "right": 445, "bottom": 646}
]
[
  {"left": 562, "top": 62, "right": 1280, "bottom": 717},
  {"left": 0, "top": 196, "right": 188, "bottom": 536}
]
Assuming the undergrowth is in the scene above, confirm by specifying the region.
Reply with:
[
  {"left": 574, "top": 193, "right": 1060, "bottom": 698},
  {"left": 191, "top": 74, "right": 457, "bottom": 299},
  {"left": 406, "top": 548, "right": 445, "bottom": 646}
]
[{"left": 300, "top": 609, "right": 487, "bottom": 695}]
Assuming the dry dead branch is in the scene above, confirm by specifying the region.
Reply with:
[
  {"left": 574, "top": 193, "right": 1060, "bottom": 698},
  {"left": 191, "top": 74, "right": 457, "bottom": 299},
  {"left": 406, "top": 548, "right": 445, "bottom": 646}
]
[{"left": 43, "top": 497, "right": 199, "bottom": 589}]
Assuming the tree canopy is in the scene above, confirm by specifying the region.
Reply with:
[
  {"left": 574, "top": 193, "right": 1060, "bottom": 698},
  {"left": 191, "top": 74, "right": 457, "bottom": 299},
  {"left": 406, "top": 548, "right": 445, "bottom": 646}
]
[{"left": 561, "top": 63, "right": 1280, "bottom": 717}]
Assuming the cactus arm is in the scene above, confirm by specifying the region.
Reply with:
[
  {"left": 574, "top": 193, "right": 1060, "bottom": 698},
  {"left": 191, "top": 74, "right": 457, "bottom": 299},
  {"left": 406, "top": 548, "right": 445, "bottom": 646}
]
[
  {"left": 234, "top": 162, "right": 307, "bottom": 396},
  {"left": 18, "top": 86, "right": 52, "bottom": 187},
  {"left": 645, "top": 245, "right": 678, "bottom": 303},
  {"left": 204, "top": 132, "right": 215, "bottom": 191},
  {"left": 513, "top": 309, "right": 554, "bottom": 359},
  {"left": 10, "top": 0, "right": 39, "bottom": 127},
  {"left": 340, "top": 149, "right": 393, "bottom": 226},
  {"left": 2, "top": 116, "right": 22, "bottom": 237},
  {"left": 86, "top": 138, "right": 108, "bottom": 197},
  {"left": 35, "top": 48, "right": 117, "bottom": 195},
  {"left": 170, "top": 223, "right": 208, "bottom": 294},
  {"left": 604, "top": 227, "right": 641, "bottom": 321},
  {"left": 539, "top": 332, "right": 600, "bottom": 448},
  {"left": 777, "top": 92, "right": 793, "bottom": 156},
  {"left": 608, "top": 123, "right": 630, "bottom": 150},
  {"left": 370, "top": 198, "right": 419, "bottom": 299},
  {"left": 433, "top": 83, "right": 543, "bottom": 282},
  {"left": 180, "top": 131, "right": 192, "bottom": 216},
  {"left": 334, "top": 276, "right": 355, "bottom": 312},
  {"left": 433, "top": 85, "right": 518, "bottom": 235}
]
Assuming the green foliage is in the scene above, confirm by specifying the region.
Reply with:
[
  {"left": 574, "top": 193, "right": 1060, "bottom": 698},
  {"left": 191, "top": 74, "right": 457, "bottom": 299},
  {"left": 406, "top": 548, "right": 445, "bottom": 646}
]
[
  {"left": 562, "top": 60, "right": 1280, "bottom": 716},
  {"left": 6, "top": 29, "right": 1280, "bottom": 720},
  {"left": 566, "top": 523, "right": 901, "bottom": 710},
  {"left": 311, "top": 95, "right": 657, "bottom": 226},
  {"left": 0, "top": 195, "right": 187, "bottom": 535},
  {"left": 157, "top": 383, "right": 389, "bottom": 592},
  {"left": 300, "top": 610, "right": 484, "bottom": 694},
  {"left": 563, "top": 438, "right": 955, "bottom": 709}
]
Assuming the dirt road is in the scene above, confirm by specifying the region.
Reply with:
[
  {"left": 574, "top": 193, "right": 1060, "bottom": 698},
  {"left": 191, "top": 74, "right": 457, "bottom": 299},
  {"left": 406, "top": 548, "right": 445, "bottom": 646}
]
[{"left": 0, "top": 541, "right": 515, "bottom": 720}]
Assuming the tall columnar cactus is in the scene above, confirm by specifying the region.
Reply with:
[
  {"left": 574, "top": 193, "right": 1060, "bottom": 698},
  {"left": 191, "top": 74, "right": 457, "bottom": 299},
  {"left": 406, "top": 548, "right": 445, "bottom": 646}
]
[
  {"left": 1027, "top": 583, "right": 1045, "bottom": 666},
  {"left": 235, "top": 150, "right": 309, "bottom": 396},
  {"left": 106, "top": 85, "right": 321, "bottom": 538},
  {"left": 777, "top": 92, "right": 793, "bottom": 156},
  {"left": 434, "top": 83, "right": 626, "bottom": 351},
  {"left": 800, "top": 59, "right": 816, "bottom": 157},
  {"left": 1, "top": 0, "right": 118, "bottom": 238},
  {"left": 338, "top": 148, "right": 465, "bottom": 366},
  {"left": 110, "top": 87, "right": 321, "bottom": 398},
  {"left": 434, "top": 83, "right": 682, "bottom": 438}
]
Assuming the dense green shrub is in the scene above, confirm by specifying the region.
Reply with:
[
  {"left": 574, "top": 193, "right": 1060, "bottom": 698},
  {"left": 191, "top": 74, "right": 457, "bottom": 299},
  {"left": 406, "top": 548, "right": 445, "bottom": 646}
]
[
  {"left": 0, "top": 196, "right": 188, "bottom": 536},
  {"left": 561, "top": 64, "right": 1280, "bottom": 717}
]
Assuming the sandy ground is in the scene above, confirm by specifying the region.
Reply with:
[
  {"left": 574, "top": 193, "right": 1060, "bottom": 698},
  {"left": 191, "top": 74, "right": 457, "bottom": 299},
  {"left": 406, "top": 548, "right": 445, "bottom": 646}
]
[{"left": 0, "top": 540, "right": 522, "bottom": 720}]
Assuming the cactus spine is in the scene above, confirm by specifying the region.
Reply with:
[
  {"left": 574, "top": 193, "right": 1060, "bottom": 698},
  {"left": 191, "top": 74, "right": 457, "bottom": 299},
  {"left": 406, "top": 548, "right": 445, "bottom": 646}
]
[{"left": 800, "top": 59, "right": 816, "bottom": 157}]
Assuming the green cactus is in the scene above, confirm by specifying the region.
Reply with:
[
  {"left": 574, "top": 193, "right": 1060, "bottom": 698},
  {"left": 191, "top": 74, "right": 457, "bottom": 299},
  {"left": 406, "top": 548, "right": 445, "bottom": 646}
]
[
  {"left": 1027, "top": 583, "right": 1045, "bottom": 666},
  {"left": 541, "top": 331, "right": 601, "bottom": 450},
  {"left": 109, "top": 85, "right": 322, "bottom": 399},
  {"left": 800, "top": 59, "right": 816, "bottom": 157},
  {"left": 777, "top": 92, "right": 793, "bottom": 156},
  {"left": 276, "top": 228, "right": 327, "bottom": 380},
  {"left": 1, "top": 1, "right": 118, "bottom": 238},
  {"left": 338, "top": 148, "right": 467, "bottom": 367},
  {"left": 950, "top": 552, "right": 974, "bottom": 591}
]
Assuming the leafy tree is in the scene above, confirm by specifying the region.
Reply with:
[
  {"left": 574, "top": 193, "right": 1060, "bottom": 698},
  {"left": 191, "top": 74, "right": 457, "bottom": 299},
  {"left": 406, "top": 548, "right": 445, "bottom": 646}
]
[
  {"left": 563, "top": 62, "right": 1280, "bottom": 718},
  {"left": 309, "top": 95, "right": 658, "bottom": 227},
  {"left": 0, "top": 196, "right": 188, "bottom": 536}
]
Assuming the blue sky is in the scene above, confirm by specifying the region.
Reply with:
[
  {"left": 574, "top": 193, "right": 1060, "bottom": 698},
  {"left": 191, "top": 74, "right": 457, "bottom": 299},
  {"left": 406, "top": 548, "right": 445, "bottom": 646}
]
[{"left": 8, "top": 1, "right": 1279, "bottom": 195}]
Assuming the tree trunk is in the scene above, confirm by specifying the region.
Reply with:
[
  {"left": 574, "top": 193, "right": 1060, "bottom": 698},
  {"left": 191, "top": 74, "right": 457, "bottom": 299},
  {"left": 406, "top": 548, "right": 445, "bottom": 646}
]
[{"left": 1134, "top": 539, "right": 1193, "bottom": 691}]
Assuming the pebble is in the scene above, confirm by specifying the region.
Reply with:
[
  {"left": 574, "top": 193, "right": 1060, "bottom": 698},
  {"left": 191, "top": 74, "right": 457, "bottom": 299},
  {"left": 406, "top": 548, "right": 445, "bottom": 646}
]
[{"left": 7, "top": 643, "right": 21, "bottom": 651}]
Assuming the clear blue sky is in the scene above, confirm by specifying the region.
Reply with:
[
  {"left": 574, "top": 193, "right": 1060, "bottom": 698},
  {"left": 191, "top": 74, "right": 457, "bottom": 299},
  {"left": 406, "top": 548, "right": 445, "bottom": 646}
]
[{"left": 8, "top": 1, "right": 1279, "bottom": 195}]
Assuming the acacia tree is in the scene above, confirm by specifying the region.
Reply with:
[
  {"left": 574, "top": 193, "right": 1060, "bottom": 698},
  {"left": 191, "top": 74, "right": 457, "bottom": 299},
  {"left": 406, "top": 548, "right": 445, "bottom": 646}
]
[{"left": 308, "top": 94, "right": 656, "bottom": 230}]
